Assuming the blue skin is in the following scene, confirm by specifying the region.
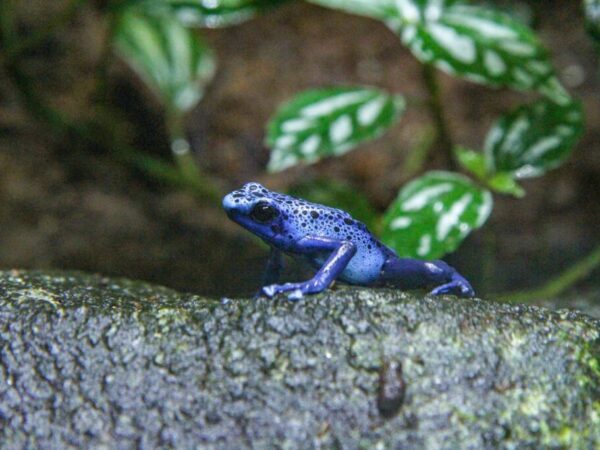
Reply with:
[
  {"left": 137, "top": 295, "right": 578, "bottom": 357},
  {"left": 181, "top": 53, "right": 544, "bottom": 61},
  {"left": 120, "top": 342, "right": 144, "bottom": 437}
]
[{"left": 223, "top": 182, "right": 475, "bottom": 300}]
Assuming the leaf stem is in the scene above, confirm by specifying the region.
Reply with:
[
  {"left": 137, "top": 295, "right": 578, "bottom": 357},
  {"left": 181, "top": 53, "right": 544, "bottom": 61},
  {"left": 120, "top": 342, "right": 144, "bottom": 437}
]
[
  {"left": 494, "top": 244, "right": 600, "bottom": 303},
  {"left": 421, "top": 63, "right": 456, "bottom": 170},
  {"left": 400, "top": 124, "right": 436, "bottom": 179}
]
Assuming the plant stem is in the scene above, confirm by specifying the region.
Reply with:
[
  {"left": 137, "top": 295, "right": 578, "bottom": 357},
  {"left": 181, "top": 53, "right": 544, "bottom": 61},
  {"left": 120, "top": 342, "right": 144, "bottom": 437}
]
[
  {"left": 495, "top": 244, "right": 600, "bottom": 303},
  {"left": 400, "top": 124, "right": 437, "bottom": 179},
  {"left": 421, "top": 63, "right": 456, "bottom": 170},
  {"left": 166, "top": 111, "right": 221, "bottom": 201}
]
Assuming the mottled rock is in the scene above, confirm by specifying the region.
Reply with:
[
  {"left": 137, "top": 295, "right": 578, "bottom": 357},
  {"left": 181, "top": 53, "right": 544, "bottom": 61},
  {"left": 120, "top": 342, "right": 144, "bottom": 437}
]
[{"left": 1, "top": 270, "right": 599, "bottom": 449}]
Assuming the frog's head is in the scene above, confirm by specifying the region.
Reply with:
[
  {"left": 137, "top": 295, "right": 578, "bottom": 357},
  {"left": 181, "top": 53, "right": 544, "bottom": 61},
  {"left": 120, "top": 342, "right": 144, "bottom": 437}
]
[{"left": 222, "top": 182, "right": 287, "bottom": 244}]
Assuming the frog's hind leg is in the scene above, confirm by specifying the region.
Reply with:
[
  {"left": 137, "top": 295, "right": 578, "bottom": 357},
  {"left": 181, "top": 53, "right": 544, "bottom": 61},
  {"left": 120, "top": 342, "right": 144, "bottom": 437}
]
[
  {"left": 380, "top": 257, "right": 474, "bottom": 297},
  {"left": 429, "top": 271, "right": 475, "bottom": 297}
]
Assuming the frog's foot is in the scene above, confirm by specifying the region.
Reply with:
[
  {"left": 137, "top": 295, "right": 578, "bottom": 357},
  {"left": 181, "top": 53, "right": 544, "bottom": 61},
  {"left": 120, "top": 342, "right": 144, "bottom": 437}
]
[
  {"left": 430, "top": 276, "right": 474, "bottom": 298},
  {"left": 260, "top": 281, "right": 327, "bottom": 301}
]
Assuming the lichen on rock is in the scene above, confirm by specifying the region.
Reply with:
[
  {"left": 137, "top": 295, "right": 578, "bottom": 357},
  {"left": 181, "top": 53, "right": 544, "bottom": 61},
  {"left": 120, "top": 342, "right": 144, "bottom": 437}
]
[{"left": 0, "top": 270, "right": 599, "bottom": 449}]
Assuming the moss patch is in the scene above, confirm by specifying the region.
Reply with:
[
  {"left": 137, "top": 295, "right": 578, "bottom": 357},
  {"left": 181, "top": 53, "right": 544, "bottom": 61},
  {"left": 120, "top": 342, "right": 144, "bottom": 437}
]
[{"left": 1, "top": 270, "right": 599, "bottom": 449}]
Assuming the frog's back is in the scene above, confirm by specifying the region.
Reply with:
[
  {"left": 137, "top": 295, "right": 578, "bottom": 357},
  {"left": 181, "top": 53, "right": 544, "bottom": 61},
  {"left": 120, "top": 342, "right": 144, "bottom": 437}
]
[{"left": 274, "top": 193, "right": 392, "bottom": 285}]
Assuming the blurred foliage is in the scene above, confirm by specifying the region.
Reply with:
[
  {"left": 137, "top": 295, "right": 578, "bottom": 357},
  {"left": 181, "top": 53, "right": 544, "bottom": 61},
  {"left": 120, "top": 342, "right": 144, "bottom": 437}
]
[
  {"left": 115, "top": 9, "right": 216, "bottom": 114},
  {"left": 585, "top": 0, "right": 600, "bottom": 46},
  {"left": 164, "top": 0, "right": 290, "bottom": 28}
]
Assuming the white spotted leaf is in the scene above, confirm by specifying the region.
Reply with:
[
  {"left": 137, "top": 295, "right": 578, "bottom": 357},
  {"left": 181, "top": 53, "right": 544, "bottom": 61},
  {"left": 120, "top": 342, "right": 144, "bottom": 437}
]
[
  {"left": 387, "top": 1, "right": 570, "bottom": 103},
  {"left": 484, "top": 99, "right": 583, "bottom": 179},
  {"left": 164, "top": 0, "right": 288, "bottom": 28},
  {"left": 114, "top": 9, "right": 216, "bottom": 114},
  {"left": 266, "top": 87, "right": 406, "bottom": 172},
  {"left": 306, "top": 0, "right": 397, "bottom": 21},
  {"left": 585, "top": 0, "right": 600, "bottom": 46},
  {"left": 381, "top": 171, "right": 493, "bottom": 259}
]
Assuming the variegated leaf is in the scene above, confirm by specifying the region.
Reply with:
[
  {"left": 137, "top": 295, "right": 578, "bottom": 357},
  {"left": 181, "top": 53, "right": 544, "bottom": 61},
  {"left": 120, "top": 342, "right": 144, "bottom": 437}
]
[
  {"left": 306, "top": 0, "right": 396, "bottom": 21},
  {"left": 382, "top": 171, "right": 492, "bottom": 259},
  {"left": 484, "top": 100, "right": 583, "bottom": 179},
  {"left": 115, "top": 9, "right": 216, "bottom": 113},
  {"left": 165, "top": 0, "right": 288, "bottom": 28},
  {"left": 585, "top": 0, "right": 600, "bottom": 45},
  {"left": 266, "top": 87, "right": 406, "bottom": 172},
  {"left": 387, "top": 1, "right": 570, "bottom": 104}
]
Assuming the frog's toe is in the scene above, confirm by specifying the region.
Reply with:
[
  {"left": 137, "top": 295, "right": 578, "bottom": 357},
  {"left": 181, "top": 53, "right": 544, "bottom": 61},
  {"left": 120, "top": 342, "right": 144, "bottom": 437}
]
[
  {"left": 287, "top": 289, "right": 304, "bottom": 301},
  {"left": 430, "top": 280, "right": 474, "bottom": 297},
  {"left": 260, "top": 282, "right": 303, "bottom": 299},
  {"left": 430, "top": 283, "right": 453, "bottom": 296},
  {"left": 260, "top": 284, "right": 280, "bottom": 298},
  {"left": 458, "top": 283, "right": 475, "bottom": 297}
]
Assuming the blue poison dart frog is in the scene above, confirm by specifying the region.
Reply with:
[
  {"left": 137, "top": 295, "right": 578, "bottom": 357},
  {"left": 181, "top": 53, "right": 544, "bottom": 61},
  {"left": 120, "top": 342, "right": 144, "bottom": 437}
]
[{"left": 223, "top": 182, "right": 475, "bottom": 300}]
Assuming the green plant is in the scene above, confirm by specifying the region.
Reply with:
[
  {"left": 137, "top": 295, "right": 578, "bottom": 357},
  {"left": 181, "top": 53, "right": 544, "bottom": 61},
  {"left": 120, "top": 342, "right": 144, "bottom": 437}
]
[
  {"left": 265, "top": 0, "right": 585, "bottom": 269},
  {"left": 585, "top": 0, "right": 600, "bottom": 48},
  {"left": 111, "top": 0, "right": 287, "bottom": 194}
]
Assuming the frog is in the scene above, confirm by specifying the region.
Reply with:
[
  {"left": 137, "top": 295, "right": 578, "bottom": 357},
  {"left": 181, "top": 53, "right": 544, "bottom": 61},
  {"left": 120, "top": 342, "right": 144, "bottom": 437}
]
[{"left": 223, "top": 182, "right": 475, "bottom": 300}]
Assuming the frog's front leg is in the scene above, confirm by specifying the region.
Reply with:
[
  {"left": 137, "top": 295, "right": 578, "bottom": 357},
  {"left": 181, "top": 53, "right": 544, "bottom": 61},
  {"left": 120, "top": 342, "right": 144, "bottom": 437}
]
[{"left": 261, "top": 236, "right": 356, "bottom": 301}]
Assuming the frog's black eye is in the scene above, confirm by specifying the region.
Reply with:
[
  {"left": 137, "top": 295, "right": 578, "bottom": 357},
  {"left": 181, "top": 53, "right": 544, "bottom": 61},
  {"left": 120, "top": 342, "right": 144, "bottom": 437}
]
[{"left": 250, "top": 202, "right": 277, "bottom": 223}]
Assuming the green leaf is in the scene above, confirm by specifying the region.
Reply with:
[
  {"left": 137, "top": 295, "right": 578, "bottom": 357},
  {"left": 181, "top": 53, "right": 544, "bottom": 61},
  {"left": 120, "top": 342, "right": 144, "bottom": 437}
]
[
  {"left": 386, "top": 1, "right": 570, "bottom": 104},
  {"left": 164, "top": 0, "right": 288, "bottom": 28},
  {"left": 381, "top": 171, "right": 492, "bottom": 259},
  {"left": 484, "top": 99, "right": 584, "bottom": 179},
  {"left": 455, "top": 146, "right": 487, "bottom": 180},
  {"left": 114, "top": 9, "right": 216, "bottom": 114},
  {"left": 287, "top": 179, "right": 378, "bottom": 230},
  {"left": 455, "top": 146, "right": 525, "bottom": 197},
  {"left": 306, "top": 0, "right": 397, "bottom": 21},
  {"left": 266, "top": 87, "right": 406, "bottom": 172},
  {"left": 585, "top": 0, "right": 600, "bottom": 45},
  {"left": 487, "top": 172, "right": 525, "bottom": 198}
]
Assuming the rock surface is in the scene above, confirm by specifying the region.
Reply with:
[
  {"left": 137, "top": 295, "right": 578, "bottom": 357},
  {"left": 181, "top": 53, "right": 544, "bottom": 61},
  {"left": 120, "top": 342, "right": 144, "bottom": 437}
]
[{"left": 1, "top": 270, "right": 599, "bottom": 449}]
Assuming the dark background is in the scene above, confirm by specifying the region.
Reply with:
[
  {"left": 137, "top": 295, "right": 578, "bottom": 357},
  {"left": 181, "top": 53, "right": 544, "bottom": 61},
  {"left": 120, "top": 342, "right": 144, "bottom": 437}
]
[{"left": 0, "top": 0, "right": 598, "bottom": 298}]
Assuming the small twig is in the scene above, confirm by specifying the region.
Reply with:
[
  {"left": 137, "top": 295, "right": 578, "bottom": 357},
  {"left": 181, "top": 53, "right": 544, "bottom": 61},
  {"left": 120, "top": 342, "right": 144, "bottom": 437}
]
[{"left": 494, "top": 244, "right": 600, "bottom": 303}]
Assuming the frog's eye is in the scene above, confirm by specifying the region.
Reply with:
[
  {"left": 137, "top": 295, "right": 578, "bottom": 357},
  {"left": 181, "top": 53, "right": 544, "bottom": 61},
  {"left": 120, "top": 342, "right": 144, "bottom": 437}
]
[{"left": 250, "top": 202, "right": 277, "bottom": 223}]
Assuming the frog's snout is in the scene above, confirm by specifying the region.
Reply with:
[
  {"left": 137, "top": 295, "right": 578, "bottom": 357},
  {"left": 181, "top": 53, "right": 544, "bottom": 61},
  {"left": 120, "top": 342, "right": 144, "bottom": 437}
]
[
  {"left": 222, "top": 191, "right": 253, "bottom": 220},
  {"left": 222, "top": 193, "right": 237, "bottom": 212}
]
